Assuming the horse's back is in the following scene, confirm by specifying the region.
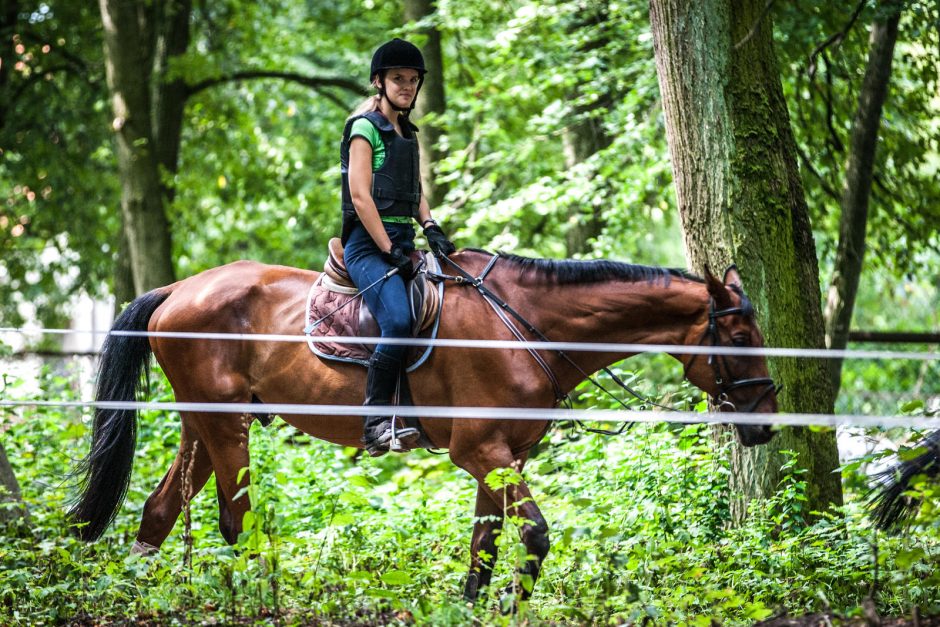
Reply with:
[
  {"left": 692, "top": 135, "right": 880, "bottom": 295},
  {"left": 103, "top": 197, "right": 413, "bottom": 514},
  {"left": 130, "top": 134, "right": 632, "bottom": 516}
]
[{"left": 150, "top": 260, "right": 316, "bottom": 335}]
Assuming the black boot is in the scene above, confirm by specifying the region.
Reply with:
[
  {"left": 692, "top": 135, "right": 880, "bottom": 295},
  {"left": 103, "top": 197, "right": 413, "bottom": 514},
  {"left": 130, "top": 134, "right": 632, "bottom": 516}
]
[{"left": 362, "top": 352, "right": 419, "bottom": 457}]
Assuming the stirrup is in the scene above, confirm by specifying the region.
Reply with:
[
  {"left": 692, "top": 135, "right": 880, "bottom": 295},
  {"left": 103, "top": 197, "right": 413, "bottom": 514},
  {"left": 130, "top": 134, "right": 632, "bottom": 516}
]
[{"left": 363, "top": 424, "right": 420, "bottom": 457}]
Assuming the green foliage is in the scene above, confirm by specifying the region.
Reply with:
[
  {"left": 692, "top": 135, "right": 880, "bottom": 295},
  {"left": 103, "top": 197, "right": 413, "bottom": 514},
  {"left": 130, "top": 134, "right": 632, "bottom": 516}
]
[
  {"left": 837, "top": 270, "right": 940, "bottom": 416},
  {"left": 2, "top": 1, "right": 939, "bottom": 621},
  {"left": 433, "top": 0, "right": 684, "bottom": 264},
  {"left": 0, "top": 2, "right": 117, "bottom": 327},
  {"left": 2, "top": 362, "right": 940, "bottom": 624},
  {"left": 775, "top": 1, "right": 940, "bottom": 278}
]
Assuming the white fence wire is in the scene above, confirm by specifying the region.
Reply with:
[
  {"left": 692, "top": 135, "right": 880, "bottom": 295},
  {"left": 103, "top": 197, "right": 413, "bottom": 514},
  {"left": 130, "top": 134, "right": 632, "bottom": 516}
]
[
  {"left": 2, "top": 327, "right": 937, "bottom": 361},
  {"left": 1, "top": 326, "right": 937, "bottom": 429}
]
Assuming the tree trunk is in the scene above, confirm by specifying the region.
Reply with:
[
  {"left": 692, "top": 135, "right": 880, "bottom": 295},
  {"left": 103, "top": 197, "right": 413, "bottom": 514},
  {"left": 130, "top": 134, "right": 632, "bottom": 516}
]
[
  {"left": 650, "top": 0, "right": 842, "bottom": 523},
  {"left": 113, "top": 216, "right": 136, "bottom": 316},
  {"left": 824, "top": 1, "right": 902, "bottom": 395},
  {"left": 99, "top": 0, "right": 176, "bottom": 294},
  {"left": 152, "top": 0, "right": 191, "bottom": 204},
  {"left": 0, "top": 442, "right": 26, "bottom": 525},
  {"left": 404, "top": 0, "right": 448, "bottom": 209}
]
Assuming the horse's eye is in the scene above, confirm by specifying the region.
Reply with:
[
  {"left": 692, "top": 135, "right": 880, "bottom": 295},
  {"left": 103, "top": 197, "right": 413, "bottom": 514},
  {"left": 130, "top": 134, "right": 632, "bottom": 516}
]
[{"left": 731, "top": 335, "right": 749, "bottom": 347}]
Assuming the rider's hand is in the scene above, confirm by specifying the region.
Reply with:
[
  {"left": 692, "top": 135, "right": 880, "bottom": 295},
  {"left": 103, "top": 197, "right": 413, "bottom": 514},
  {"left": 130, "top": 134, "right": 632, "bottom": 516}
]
[
  {"left": 382, "top": 245, "right": 414, "bottom": 280},
  {"left": 424, "top": 223, "right": 456, "bottom": 258}
]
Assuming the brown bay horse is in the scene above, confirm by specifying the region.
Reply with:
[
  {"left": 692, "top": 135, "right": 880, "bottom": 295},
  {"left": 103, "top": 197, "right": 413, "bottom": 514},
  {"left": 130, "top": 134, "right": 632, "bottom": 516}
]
[{"left": 70, "top": 250, "right": 778, "bottom": 601}]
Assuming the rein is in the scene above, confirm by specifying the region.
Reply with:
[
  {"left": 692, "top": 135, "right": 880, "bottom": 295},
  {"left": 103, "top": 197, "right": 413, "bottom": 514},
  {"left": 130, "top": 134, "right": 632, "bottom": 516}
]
[{"left": 434, "top": 252, "right": 780, "bottom": 435}]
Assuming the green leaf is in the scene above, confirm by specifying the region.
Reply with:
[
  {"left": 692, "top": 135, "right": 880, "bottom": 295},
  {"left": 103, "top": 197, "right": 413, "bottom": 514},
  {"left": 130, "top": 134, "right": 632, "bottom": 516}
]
[
  {"left": 236, "top": 466, "right": 250, "bottom": 485},
  {"left": 346, "top": 475, "right": 372, "bottom": 488},
  {"left": 380, "top": 570, "right": 413, "bottom": 586}
]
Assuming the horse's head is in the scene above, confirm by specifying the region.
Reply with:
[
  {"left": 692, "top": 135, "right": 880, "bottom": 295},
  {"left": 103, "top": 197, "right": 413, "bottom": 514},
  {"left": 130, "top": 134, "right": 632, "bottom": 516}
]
[{"left": 682, "top": 265, "right": 779, "bottom": 447}]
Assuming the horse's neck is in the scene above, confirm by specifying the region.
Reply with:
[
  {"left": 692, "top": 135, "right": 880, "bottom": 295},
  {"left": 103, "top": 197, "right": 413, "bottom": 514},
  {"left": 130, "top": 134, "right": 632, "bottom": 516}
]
[
  {"left": 531, "top": 279, "right": 705, "bottom": 342},
  {"left": 512, "top": 277, "right": 708, "bottom": 386}
]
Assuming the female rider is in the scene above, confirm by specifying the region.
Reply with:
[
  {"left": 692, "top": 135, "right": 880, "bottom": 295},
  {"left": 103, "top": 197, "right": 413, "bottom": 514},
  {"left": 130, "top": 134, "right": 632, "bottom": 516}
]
[{"left": 340, "top": 38, "right": 455, "bottom": 456}]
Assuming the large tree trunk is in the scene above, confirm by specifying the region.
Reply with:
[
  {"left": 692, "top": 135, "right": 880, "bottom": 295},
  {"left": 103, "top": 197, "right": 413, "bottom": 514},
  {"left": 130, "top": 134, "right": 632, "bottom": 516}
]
[
  {"left": 0, "top": 442, "right": 26, "bottom": 525},
  {"left": 650, "top": 0, "right": 842, "bottom": 523},
  {"left": 824, "top": 1, "right": 902, "bottom": 395},
  {"left": 404, "top": 0, "right": 448, "bottom": 209},
  {"left": 99, "top": 0, "right": 176, "bottom": 294},
  {"left": 113, "top": 218, "right": 136, "bottom": 316}
]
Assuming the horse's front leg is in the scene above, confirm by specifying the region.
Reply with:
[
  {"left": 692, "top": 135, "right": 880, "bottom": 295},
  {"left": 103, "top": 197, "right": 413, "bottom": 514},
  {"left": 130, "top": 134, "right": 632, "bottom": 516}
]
[
  {"left": 463, "top": 486, "right": 503, "bottom": 601},
  {"left": 495, "top": 476, "right": 550, "bottom": 602},
  {"left": 454, "top": 447, "right": 550, "bottom": 603}
]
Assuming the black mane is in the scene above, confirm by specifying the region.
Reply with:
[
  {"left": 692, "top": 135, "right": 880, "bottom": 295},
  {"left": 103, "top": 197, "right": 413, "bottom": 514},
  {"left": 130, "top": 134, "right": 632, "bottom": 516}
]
[{"left": 496, "top": 252, "right": 701, "bottom": 286}]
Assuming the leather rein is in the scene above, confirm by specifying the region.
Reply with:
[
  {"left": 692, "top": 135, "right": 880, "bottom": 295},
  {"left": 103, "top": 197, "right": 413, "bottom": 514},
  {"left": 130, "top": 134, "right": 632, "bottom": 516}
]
[{"left": 431, "top": 252, "right": 781, "bottom": 435}]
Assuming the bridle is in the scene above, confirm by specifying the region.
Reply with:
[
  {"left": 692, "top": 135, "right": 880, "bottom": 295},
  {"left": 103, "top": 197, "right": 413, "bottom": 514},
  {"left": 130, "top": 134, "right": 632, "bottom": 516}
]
[{"left": 684, "top": 296, "right": 782, "bottom": 414}]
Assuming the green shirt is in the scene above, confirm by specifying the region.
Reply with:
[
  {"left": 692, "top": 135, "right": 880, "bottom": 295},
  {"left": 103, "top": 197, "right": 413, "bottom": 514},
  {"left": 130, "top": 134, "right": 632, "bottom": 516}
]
[{"left": 349, "top": 117, "right": 386, "bottom": 170}]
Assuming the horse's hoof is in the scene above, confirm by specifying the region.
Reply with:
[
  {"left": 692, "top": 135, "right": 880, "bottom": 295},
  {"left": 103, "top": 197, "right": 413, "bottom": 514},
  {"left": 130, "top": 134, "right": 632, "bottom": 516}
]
[
  {"left": 499, "top": 586, "right": 521, "bottom": 615},
  {"left": 130, "top": 540, "right": 159, "bottom": 557}
]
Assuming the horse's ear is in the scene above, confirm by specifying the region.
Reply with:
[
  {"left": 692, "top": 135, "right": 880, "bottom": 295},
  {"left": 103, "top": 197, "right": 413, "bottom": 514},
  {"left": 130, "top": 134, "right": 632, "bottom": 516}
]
[
  {"left": 704, "top": 264, "right": 733, "bottom": 308},
  {"left": 723, "top": 264, "right": 742, "bottom": 288}
]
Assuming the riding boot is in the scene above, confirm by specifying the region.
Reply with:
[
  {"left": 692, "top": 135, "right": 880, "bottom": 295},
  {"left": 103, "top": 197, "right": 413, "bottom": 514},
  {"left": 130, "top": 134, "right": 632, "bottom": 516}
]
[{"left": 362, "top": 352, "right": 419, "bottom": 457}]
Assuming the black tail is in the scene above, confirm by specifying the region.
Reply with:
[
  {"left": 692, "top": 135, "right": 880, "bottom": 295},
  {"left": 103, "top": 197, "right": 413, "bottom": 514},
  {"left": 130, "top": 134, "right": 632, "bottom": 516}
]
[
  {"left": 69, "top": 289, "right": 171, "bottom": 541},
  {"left": 868, "top": 430, "right": 940, "bottom": 531}
]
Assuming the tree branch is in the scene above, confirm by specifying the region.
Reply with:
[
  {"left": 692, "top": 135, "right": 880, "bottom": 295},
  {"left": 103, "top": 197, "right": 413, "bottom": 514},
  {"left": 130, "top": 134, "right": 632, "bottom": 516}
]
[
  {"left": 19, "top": 30, "right": 93, "bottom": 77},
  {"left": 315, "top": 87, "right": 350, "bottom": 111},
  {"left": 186, "top": 70, "right": 368, "bottom": 99},
  {"left": 807, "top": 0, "right": 867, "bottom": 78},
  {"left": 795, "top": 144, "right": 841, "bottom": 201}
]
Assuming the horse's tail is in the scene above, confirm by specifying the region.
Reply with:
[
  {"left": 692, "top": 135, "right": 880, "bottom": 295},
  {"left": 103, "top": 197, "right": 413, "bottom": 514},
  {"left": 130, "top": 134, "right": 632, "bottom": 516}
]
[
  {"left": 69, "top": 288, "right": 172, "bottom": 541},
  {"left": 869, "top": 429, "right": 940, "bottom": 531}
]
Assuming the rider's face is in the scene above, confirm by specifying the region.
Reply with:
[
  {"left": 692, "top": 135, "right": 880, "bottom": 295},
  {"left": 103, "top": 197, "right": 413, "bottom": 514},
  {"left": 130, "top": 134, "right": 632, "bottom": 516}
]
[{"left": 381, "top": 69, "right": 420, "bottom": 108}]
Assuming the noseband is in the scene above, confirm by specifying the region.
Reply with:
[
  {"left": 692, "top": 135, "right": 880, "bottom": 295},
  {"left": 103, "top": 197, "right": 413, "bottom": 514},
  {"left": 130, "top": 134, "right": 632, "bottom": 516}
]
[{"left": 685, "top": 297, "right": 782, "bottom": 413}]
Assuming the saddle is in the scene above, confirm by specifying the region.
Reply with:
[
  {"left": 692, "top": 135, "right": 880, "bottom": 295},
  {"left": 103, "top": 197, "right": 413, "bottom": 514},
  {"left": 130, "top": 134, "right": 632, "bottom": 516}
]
[{"left": 305, "top": 238, "right": 444, "bottom": 370}]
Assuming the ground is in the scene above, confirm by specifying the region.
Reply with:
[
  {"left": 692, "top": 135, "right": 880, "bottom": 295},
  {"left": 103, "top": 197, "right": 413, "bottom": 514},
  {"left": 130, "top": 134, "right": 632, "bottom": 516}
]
[{"left": 757, "top": 613, "right": 940, "bottom": 627}]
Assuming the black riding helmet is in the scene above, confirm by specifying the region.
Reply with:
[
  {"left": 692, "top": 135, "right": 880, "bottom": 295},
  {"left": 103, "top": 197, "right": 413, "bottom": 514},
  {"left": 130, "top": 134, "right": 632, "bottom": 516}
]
[{"left": 370, "top": 38, "right": 426, "bottom": 114}]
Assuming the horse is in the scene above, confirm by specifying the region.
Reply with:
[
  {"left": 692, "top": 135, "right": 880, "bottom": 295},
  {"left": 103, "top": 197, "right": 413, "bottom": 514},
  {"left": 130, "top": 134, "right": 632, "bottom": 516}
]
[
  {"left": 869, "top": 430, "right": 940, "bottom": 530},
  {"left": 69, "top": 249, "right": 779, "bottom": 601}
]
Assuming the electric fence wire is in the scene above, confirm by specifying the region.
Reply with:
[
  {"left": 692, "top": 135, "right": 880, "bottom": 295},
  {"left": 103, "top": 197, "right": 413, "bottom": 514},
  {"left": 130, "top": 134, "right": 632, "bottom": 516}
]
[
  {"left": 1, "top": 327, "right": 937, "bottom": 361},
  {"left": 1, "top": 326, "right": 937, "bottom": 429}
]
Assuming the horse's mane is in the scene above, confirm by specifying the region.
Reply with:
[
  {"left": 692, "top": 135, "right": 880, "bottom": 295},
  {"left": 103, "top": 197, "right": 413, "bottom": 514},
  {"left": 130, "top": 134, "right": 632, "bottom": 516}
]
[{"left": 487, "top": 251, "right": 702, "bottom": 286}]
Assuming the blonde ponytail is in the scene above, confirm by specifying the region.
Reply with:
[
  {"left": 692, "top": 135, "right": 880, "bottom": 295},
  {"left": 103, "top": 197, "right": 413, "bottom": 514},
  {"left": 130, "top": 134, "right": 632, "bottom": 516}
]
[{"left": 348, "top": 94, "right": 382, "bottom": 119}]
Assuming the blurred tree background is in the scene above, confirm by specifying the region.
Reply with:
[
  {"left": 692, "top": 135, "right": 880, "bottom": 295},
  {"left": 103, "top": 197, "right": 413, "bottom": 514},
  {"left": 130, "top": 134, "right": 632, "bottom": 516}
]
[{"left": 3, "top": 0, "right": 935, "bottom": 335}]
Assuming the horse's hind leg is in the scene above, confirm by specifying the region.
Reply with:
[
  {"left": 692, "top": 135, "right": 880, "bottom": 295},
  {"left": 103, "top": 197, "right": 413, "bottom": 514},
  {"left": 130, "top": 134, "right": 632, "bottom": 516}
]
[
  {"left": 135, "top": 423, "right": 212, "bottom": 553},
  {"left": 194, "top": 413, "right": 252, "bottom": 545}
]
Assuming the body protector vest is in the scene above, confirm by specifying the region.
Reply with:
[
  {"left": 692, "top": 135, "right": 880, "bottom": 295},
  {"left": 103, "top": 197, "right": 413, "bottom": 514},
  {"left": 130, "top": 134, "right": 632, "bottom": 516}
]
[{"left": 340, "top": 111, "right": 421, "bottom": 244}]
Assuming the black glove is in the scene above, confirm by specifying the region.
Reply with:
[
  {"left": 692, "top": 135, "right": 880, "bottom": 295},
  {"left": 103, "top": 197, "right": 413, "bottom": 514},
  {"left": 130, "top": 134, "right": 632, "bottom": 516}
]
[
  {"left": 424, "top": 223, "right": 456, "bottom": 258},
  {"left": 382, "top": 245, "right": 414, "bottom": 279}
]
